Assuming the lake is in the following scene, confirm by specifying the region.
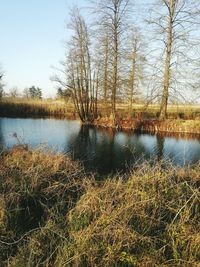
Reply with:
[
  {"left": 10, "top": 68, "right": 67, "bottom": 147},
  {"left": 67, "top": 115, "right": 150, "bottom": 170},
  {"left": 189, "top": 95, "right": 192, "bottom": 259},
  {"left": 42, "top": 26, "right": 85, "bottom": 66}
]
[{"left": 0, "top": 117, "right": 200, "bottom": 175}]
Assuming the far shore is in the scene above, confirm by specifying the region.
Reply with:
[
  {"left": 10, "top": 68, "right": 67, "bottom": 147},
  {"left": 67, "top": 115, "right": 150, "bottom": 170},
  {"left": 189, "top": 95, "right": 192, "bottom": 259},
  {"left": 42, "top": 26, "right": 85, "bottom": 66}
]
[
  {"left": 0, "top": 98, "right": 200, "bottom": 135},
  {"left": 91, "top": 117, "right": 200, "bottom": 135}
]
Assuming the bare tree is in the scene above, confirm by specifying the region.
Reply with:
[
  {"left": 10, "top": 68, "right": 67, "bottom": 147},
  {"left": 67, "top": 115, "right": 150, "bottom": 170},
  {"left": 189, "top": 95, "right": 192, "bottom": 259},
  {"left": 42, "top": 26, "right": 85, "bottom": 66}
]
[
  {"left": 148, "top": 0, "right": 200, "bottom": 119},
  {"left": 53, "top": 8, "right": 99, "bottom": 123},
  {"left": 124, "top": 28, "right": 146, "bottom": 110},
  {"left": 9, "top": 87, "right": 19, "bottom": 98},
  {"left": 93, "top": 24, "right": 112, "bottom": 112},
  {"left": 102, "top": 34, "right": 110, "bottom": 107},
  {"left": 94, "top": 0, "right": 131, "bottom": 118},
  {"left": 0, "top": 69, "right": 5, "bottom": 99}
]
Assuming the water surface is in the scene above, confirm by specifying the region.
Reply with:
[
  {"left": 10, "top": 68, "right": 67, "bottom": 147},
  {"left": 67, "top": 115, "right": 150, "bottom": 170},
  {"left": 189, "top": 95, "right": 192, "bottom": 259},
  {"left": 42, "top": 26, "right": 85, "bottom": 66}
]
[{"left": 0, "top": 117, "right": 200, "bottom": 175}]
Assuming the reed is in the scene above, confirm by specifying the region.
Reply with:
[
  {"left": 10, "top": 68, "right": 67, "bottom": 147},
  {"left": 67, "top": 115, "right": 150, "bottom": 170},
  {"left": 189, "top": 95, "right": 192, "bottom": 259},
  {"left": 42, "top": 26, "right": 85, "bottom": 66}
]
[
  {"left": 0, "top": 98, "right": 76, "bottom": 118},
  {"left": 99, "top": 102, "right": 200, "bottom": 120},
  {"left": 0, "top": 148, "right": 199, "bottom": 266},
  {"left": 94, "top": 117, "right": 200, "bottom": 134},
  {"left": 0, "top": 98, "right": 200, "bottom": 120}
]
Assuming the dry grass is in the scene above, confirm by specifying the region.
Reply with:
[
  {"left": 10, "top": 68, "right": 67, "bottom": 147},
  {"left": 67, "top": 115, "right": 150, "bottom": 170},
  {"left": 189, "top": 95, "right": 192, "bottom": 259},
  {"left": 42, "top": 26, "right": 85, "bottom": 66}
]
[
  {"left": 0, "top": 98, "right": 75, "bottom": 118},
  {"left": 62, "top": 162, "right": 200, "bottom": 267},
  {"left": 0, "top": 98, "right": 200, "bottom": 120},
  {"left": 0, "top": 149, "right": 199, "bottom": 266},
  {"left": 94, "top": 117, "right": 200, "bottom": 134},
  {"left": 100, "top": 103, "right": 200, "bottom": 120},
  {"left": 0, "top": 148, "right": 88, "bottom": 266}
]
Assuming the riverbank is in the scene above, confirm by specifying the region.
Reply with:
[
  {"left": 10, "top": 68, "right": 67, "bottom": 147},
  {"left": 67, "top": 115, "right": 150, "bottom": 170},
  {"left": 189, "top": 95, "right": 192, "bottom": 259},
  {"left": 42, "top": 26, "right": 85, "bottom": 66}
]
[
  {"left": 0, "top": 148, "right": 199, "bottom": 266},
  {"left": 0, "top": 99, "right": 200, "bottom": 134},
  {"left": 1, "top": 98, "right": 200, "bottom": 119},
  {"left": 0, "top": 98, "right": 76, "bottom": 119},
  {"left": 93, "top": 117, "right": 200, "bottom": 134}
]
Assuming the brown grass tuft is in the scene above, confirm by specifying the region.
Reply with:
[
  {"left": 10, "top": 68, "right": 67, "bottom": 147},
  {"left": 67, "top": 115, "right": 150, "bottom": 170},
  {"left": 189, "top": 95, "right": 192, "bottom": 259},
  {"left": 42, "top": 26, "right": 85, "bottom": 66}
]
[{"left": 0, "top": 150, "right": 199, "bottom": 266}]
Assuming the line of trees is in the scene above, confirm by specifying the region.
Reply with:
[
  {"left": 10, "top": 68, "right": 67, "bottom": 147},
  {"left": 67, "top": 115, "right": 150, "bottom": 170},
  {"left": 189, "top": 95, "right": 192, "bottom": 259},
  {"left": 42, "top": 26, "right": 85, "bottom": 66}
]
[
  {"left": 1, "top": 1, "right": 199, "bottom": 122},
  {"left": 53, "top": 8, "right": 99, "bottom": 122},
  {"left": 23, "top": 86, "right": 42, "bottom": 99},
  {"left": 148, "top": 0, "right": 200, "bottom": 119},
  {"left": 0, "top": 81, "right": 43, "bottom": 100},
  {"left": 0, "top": 64, "right": 43, "bottom": 100},
  {"left": 53, "top": 0, "right": 200, "bottom": 123},
  {"left": 56, "top": 87, "right": 72, "bottom": 100}
]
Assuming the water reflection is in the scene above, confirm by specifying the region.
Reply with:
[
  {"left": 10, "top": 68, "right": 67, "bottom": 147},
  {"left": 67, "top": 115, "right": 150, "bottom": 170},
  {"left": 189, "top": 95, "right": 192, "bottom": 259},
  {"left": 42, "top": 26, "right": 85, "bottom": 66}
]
[
  {"left": 0, "top": 118, "right": 200, "bottom": 175},
  {"left": 156, "top": 135, "right": 165, "bottom": 161},
  {"left": 0, "top": 119, "right": 4, "bottom": 150},
  {"left": 67, "top": 125, "right": 200, "bottom": 174},
  {"left": 67, "top": 126, "right": 142, "bottom": 174}
]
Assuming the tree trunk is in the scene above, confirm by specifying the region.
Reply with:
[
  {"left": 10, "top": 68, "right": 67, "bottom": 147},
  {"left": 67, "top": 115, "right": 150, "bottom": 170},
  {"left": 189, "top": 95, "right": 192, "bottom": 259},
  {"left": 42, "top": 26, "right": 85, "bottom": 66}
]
[
  {"left": 111, "top": 4, "right": 118, "bottom": 119},
  {"left": 103, "top": 36, "right": 109, "bottom": 108},
  {"left": 159, "top": 0, "right": 173, "bottom": 120},
  {"left": 129, "top": 45, "right": 136, "bottom": 111}
]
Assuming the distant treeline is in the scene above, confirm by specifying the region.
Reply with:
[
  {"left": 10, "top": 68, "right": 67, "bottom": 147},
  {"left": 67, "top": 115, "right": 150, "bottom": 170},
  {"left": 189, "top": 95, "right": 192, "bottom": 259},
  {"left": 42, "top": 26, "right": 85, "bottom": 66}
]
[{"left": 0, "top": 85, "right": 43, "bottom": 100}]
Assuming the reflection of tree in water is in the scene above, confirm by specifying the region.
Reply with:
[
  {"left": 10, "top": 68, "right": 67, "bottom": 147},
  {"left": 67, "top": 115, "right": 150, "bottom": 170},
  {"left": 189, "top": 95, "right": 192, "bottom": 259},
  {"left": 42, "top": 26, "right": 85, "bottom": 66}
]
[
  {"left": 67, "top": 126, "right": 148, "bottom": 175},
  {"left": 156, "top": 135, "right": 165, "bottom": 161},
  {"left": 67, "top": 126, "right": 200, "bottom": 175},
  {"left": 0, "top": 119, "right": 5, "bottom": 150},
  {"left": 156, "top": 134, "right": 200, "bottom": 166},
  {"left": 124, "top": 132, "right": 149, "bottom": 165},
  {"left": 67, "top": 125, "right": 115, "bottom": 175}
]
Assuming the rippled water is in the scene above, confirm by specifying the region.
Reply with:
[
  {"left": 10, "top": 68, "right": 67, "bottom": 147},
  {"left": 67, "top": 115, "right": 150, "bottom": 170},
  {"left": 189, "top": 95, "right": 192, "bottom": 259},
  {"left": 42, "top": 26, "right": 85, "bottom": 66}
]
[{"left": 0, "top": 117, "right": 200, "bottom": 175}]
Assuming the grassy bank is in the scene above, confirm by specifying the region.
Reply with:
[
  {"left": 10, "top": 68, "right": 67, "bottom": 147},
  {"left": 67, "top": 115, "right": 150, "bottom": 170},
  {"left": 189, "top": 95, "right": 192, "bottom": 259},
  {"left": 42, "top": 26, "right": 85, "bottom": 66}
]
[
  {"left": 0, "top": 98, "right": 200, "bottom": 120},
  {"left": 94, "top": 117, "right": 200, "bottom": 134},
  {"left": 109, "top": 103, "right": 200, "bottom": 121},
  {"left": 1, "top": 98, "right": 200, "bottom": 134},
  {"left": 0, "top": 148, "right": 199, "bottom": 266}
]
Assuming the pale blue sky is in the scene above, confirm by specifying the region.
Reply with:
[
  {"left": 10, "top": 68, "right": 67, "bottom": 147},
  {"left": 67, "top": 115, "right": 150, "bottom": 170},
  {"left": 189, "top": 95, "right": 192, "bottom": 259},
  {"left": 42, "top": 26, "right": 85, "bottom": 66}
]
[
  {"left": 0, "top": 0, "right": 87, "bottom": 97},
  {"left": 1, "top": 0, "right": 151, "bottom": 97},
  {"left": 2, "top": 0, "right": 197, "bottom": 100}
]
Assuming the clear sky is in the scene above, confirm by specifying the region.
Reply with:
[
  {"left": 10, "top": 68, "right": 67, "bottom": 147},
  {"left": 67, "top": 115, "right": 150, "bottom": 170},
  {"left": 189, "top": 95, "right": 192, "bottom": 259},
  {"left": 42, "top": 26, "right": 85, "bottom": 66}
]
[
  {"left": 0, "top": 0, "right": 87, "bottom": 97},
  {"left": 2, "top": 0, "right": 197, "bottom": 101}
]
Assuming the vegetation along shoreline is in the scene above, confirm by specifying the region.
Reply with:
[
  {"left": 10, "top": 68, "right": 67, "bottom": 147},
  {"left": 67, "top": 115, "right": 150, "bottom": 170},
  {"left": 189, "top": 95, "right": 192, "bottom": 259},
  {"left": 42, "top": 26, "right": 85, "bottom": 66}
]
[
  {"left": 0, "top": 99, "right": 200, "bottom": 135},
  {"left": 92, "top": 118, "right": 200, "bottom": 135}
]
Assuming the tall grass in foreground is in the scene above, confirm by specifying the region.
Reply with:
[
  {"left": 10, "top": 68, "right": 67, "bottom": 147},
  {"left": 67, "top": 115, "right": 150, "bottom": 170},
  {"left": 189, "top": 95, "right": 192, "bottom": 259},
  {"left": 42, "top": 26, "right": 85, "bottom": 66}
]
[{"left": 0, "top": 148, "right": 199, "bottom": 266}]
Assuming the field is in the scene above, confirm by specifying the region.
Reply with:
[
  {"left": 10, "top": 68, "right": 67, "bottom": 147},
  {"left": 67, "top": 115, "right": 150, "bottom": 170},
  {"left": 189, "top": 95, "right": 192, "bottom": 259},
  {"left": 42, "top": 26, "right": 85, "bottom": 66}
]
[{"left": 0, "top": 148, "right": 199, "bottom": 266}]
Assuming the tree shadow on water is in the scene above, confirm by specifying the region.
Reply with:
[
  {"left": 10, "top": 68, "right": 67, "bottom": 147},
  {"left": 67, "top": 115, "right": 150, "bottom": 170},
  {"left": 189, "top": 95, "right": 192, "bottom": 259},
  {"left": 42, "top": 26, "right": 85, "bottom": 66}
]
[
  {"left": 67, "top": 125, "right": 148, "bottom": 176},
  {"left": 0, "top": 118, "right": 5, "bottom": 150}
]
